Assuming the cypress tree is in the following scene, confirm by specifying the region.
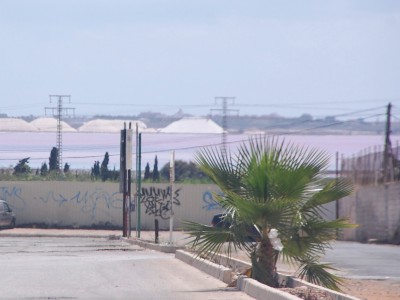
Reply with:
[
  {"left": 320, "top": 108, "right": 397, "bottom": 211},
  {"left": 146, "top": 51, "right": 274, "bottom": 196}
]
[
  {"left": 49, "top": 147, "right": 58, "bottom": 171},
  {"left": 144, "top": 162, "right": 151, "bottom": 181},
  {"left": 100, "top": 152, "right": 109, "bottom": 181},
  {"left": 152, "top": 155, "right": 160, "bottom": 182}
]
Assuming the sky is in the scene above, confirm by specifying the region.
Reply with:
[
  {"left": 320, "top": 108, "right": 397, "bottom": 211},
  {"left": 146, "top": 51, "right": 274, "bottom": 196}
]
[{"left": 1, "top": 0, "right": 399, "bottom": 121}]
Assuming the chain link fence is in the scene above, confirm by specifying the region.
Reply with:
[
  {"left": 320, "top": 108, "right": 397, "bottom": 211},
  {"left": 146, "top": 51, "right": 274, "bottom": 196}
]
[{"left": 341, "top": 143, "right": 400, "bottom": 185}]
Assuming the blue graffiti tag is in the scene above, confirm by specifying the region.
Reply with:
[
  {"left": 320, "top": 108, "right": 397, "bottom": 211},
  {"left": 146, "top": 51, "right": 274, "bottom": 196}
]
[
  {"left": 0, "top": 186, "right": 26, "bottom": 211},
  {"left": 36, "top": 188, "right": 122, "bottom": 220},
  {"left": 202, "top": 191, "right": 223, "bottom": 211}
]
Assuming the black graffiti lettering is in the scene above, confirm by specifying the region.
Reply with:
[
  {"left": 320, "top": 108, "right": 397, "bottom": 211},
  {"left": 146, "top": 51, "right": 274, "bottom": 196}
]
[{"left": 140, "top": 186, "right": 181, "bottom": 220}]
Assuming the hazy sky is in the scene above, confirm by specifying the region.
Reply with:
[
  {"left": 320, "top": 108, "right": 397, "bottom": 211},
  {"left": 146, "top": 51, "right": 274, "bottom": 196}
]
[{"left": 1, "top": 0, "right": 399, "bottom": 120}]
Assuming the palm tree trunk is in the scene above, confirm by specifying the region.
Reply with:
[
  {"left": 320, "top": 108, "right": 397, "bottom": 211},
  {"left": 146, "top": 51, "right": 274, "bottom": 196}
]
[{"left": 251, "top": 237, "right": 279, "bottom": 287}]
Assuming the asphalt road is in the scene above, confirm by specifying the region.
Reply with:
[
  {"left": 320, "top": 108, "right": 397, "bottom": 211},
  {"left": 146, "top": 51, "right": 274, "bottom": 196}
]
[
  {"left": 0, "top": 236, "right": 254, "bottom": 300},
  {"left": 322, "top": 241, "right": 400, "bottom": 280}
]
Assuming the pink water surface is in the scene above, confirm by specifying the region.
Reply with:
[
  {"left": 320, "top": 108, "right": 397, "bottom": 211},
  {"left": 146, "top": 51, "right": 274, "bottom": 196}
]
[{"left": 0, "top": 132, "right": 396, "bottom": 170}]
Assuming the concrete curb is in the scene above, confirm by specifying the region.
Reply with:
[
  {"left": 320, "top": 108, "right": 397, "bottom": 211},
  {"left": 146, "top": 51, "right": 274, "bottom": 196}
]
[
  {"left": 0, "top": 233, "right": 121, "bottom": 239},
  {"left": 175, "top": 250, "right": 300, "bottom": 299},
  {"left": 281, "top": 276, "right": 361, "bottom": 300},
  {"left": 126, "top": 238, "right": 183, "bottom": 253},
  {"left": 175, "top": 250, "right": 361, "bottom": 300},
  {"left": 237, "top": 275, "right": 300, "bottom": 300},
  {"left": 0, "top": 230, "right": 120, "bottom": 239},
  {"left": 203, "top": 253, "right": 361, "bottom": 300},
  {"left": 175, "top": 250, "right": 232, "bottom": 283}
]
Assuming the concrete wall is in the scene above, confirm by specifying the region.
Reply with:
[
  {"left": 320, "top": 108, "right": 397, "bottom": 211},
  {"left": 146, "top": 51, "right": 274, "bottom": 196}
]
[
  {"left": 5, "top": 179, "right": 399, "bottom": 243},
  {"left": 0, "top": 181, "right": 224, "bottom": 230},
  {"left": 339, "top": 183, "right": 400, "bottom": 243}
]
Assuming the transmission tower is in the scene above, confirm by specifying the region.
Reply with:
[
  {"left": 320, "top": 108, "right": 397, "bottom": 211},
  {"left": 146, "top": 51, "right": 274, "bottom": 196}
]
[
  {"left": 211, "top": 97, "right": 239, "bottom": 155},
  {"left": 45, "top": 95, "right": 75, "bottom": 171}
]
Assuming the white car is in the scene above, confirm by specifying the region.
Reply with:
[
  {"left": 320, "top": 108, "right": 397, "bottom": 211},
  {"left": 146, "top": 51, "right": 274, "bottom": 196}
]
[{"left": 0, "top": 200, "right": 16, "bottom": 229}]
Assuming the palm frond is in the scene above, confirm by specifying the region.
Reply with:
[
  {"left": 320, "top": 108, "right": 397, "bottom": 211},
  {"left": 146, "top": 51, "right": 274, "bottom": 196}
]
[
  {"left": 281, "top": 217, "right": 356, "bottom": 259},
  {"left": 183, "top": 219, "right": 255, "bottom": 258},
  {"left": 297, "top": 258, "right": 344, "bottom": 292},
  {"left": 302, "top": 178, "right": 353, "bottom": 212},
  {"left": 183, "top": 220, "right": 237, "bottom": 258},
  {"left": 195, "top": 147, "right": 244, "bottom": 194}
]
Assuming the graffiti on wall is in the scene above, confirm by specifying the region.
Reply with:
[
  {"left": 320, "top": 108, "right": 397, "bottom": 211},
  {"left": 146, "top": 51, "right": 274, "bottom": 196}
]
[
  {"left": 0, "top": 186, "right": 26, "bottom": 210},
  {"left": 140, "top": 186, "right": 181, "bottom": 219},
  {"left": 1, "top": 183, "right": 224, "bottom": 228},
  {"left": 202, "top": 191, "right": 223, "bottom": 211},
  {"left": 36, "top": 188, "right": 122, "bottom": 219},
  {"left": 1, "top": 185, "right": 122, "bottom": 221}
]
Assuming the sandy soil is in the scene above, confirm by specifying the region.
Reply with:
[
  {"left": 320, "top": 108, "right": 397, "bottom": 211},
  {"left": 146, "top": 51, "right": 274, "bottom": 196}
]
[
  {"left": 340, "top": 279, "right": 400, "bottom": 300},
  {"left": 226, "top": 250, "right": 400, "bottom": 300}
]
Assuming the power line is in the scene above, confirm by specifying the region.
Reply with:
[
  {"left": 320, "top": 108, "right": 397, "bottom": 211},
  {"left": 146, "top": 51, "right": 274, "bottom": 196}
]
[
  {"left": 1, "top": 111, "right": 389, "bottom": 159},
  {"left": 242, "top": 106, "right": 386, "bottom": 133},
  {"left": 235, "top": 98, "right": 400, "bottom": 107},
  {"left": 0, "top": 107, "right": 391, "bottom": 167},
  {"left": 131, "top": 112, "right": 389, "bottom": 156}
]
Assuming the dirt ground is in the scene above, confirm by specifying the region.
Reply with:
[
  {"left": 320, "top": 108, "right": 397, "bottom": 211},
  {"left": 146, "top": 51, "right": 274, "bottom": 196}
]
[
  {"left": 340, "top": 279, "right": 400, "bottom": 300},
  {"left": 225, "top": 249, "right": 400, "bottom": 300}
]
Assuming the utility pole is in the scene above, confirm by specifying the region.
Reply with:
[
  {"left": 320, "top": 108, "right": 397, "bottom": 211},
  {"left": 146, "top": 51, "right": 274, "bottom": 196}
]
[
  {"left": 169, "top": 150, "right": 175, "bottom": 244},
  {"left": 136, "top": 124, "right": 142, "bottom": 238},
  {"left": 45, "top": 95, "right": 75, "bottom": 171},
  {"left": 211, "top": 97, "right": 239, "bottom": 155},
  {"left": 120, "top": 122, "right": 133, "bottom": 237},
  {"left": 383, "top": 102, "right": 393, "bottom": 182}
]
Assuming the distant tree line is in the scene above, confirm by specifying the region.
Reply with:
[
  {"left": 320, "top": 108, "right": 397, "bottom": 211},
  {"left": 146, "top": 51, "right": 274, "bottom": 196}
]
[
  {"left": 9, "top": 150, "right": 210, "bottom": 183},
  {"left": 143, "top": 155, "right": 209, "bottom": 183},
  {"left": 13, "top": 147, "right": 73, "bottom": 179},
  {"left": 90, "top": 152, "right": 119, "bottom": 182}
]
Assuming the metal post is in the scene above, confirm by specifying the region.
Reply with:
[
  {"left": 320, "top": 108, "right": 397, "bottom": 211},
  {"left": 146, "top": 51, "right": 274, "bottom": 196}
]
[
  {"left": 335, "top": 151, "right": 339, "bottom": 220},
  {"left": 135, "top": 123, "right": 139, "bottom": 237},
  {"left": 137, "top": 133, "right": 142, "bottom": 238},
  {"left": 155, "top": 219, "right": 159, "bottom": 244},
  {"left": 169, "top": 151, "right": 175, "bottom": 244},
  {"left": 128, "top": 169, "right": 131, "bottom": 238},
  {"left": 121, "top": 125, "right": 127, "bottom": 237},
  {"left": 123, "top": 169, "right": 128, "bottom": 237},
  {"left": 384, "top": 103, "right": 392, "bottom": 182}
]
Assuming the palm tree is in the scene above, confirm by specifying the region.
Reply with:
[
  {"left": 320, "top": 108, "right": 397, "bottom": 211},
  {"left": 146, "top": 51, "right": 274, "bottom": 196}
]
[{"left": 184, "top": 136, "right": 355, "bottom": 290}]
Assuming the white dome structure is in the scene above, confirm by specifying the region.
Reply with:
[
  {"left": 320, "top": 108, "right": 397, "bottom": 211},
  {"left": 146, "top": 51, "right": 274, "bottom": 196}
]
[
  {"left": 78, "top": 119, "right": 147, "bottom": 133},
  {"left": 0, "top": 118, "right": 38, "bottom": 132},
  {"left": 31, "top": 117, "right": 76, "bottom": 132},
  {"left": 159, "top": 117, "right": 223, "bottom": 134}
]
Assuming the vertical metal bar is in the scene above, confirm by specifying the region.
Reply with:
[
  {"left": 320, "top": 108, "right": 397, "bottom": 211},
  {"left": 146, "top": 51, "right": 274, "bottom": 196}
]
[
  {"left": 135, "top": 123, "right": 139, "bottom": 237},
  {"left": 169, "top": 150, "right": 175, "bottom": 244},
  {"left": 123, "top": 168, "right": 128, "bottom": 237},
  {"left": 335, "top": 152, "right": 339, "bottom": 221},
  {"left": 128, "top": 169, "right": 131, "bottom": 238},
  {"left": 137, "top": 133, "right": 142, "bottom": 238},
  {"left": 122, "top": 125, "right": 127, "bottom": 237},
  {"left": 155, "top": 219, "right": 159, "bottom": 244}
]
